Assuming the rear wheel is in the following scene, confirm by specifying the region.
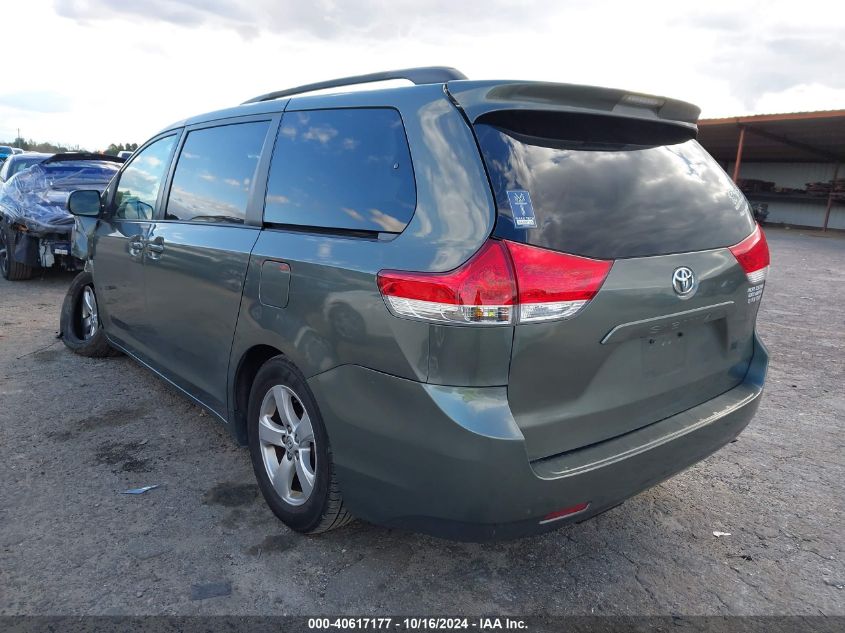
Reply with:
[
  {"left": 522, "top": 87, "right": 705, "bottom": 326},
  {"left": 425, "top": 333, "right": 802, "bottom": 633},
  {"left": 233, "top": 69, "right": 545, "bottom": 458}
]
[
  {"left": 0, "top": 224, "right": 34, "bottom": 281},
  {"left": 60, "top": 271, "right": 119, "bottom": 357},
  {"left": 248, "top": 356, "right": 353, "bottom": 534}
]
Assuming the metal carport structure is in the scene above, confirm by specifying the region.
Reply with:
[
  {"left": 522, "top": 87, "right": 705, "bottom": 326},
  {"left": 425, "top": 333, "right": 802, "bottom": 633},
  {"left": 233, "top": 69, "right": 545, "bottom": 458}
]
[{"left": 698, "top": 110, "right": 845, "bottom": 231}]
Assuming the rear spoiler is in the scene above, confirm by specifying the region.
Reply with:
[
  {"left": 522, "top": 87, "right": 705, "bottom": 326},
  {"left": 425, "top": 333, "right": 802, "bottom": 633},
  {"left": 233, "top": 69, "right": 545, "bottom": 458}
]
[
  {"left": 43, "top": 152, "right": 125, "bottom": 164},
  {"left": 445, "top": 80, "right": 700, "bottom": 133}
]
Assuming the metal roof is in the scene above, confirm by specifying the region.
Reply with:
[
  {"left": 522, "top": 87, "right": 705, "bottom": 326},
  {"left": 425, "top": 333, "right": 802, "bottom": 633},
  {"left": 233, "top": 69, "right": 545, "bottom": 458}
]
[{"left": 697, "top": 109, "right": 845, "bottom": 163}]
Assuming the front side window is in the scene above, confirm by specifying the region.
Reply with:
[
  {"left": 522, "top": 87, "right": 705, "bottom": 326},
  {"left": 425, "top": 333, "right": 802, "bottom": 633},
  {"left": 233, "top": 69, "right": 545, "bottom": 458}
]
[
  {"left": 115, "top": 135, "right": 177, "bottom": 220},
  {"left": 264, "top": 108, "right": 416, "bottom": 233},
  {"left": 165, "top": 121, "right": 269, "bottom": 224}
]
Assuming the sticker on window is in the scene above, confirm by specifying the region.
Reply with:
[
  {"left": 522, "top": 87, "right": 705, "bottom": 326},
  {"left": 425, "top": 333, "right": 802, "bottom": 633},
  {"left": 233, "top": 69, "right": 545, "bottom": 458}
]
[{"left": 506, "top": 190, "right": 536, "bottom": 228}]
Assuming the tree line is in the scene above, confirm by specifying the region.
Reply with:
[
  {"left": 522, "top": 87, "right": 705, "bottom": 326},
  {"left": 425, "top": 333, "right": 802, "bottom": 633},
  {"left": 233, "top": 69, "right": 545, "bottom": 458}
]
[
  {"left": 103, "top": 142, "right": 139, "bottom": 155},
  {"left": 1, "top": 137, "right": 138, "bottom": 156}
]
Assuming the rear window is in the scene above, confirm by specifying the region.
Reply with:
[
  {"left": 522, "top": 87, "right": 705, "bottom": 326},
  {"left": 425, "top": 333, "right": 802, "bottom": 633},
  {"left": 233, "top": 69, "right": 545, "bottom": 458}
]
[
  {"left": 264, "top": 108, "right": 416, "bottom": 233},
  {"left": 476, "top": 120, "right": 755, "bottom": 259}
]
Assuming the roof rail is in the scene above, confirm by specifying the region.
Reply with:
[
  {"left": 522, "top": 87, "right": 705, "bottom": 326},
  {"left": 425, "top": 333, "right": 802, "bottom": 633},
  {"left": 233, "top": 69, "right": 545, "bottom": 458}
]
[{"left": 241, "top": 66, "right": 467, "bottom": 104}]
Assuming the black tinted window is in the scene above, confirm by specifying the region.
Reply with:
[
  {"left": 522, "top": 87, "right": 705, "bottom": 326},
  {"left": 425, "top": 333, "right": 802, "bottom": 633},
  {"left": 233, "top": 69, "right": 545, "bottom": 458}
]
[
  {"left": 477, "top": 123, "right": 755, "bottom": 259},
  {"left": 264, "top": 109, "right": 415, "bottom": 232},
  {"left": 166, "top": 121, "right": 269, "bottom": 224}
]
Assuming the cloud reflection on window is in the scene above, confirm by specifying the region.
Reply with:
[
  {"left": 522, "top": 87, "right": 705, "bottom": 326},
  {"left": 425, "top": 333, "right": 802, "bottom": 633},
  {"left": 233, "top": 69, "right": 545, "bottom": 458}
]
[
  {"left": 264, "top": 108, "right": 416, "bottom": 233},
  {"left": 476, "top": 124, "right": 755, "bottom": 259},
  {"left": 165, "top": 121, "right": 269, "bottom": 224},
  {"left": 115, "top": 135, "right": 177, "bottom": 220}
]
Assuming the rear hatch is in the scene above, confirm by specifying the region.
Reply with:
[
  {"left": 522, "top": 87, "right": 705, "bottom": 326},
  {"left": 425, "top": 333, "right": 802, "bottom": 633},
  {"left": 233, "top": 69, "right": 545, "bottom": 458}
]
[{"left": 450, "top": 81, "right": 766, "bottom": 460}]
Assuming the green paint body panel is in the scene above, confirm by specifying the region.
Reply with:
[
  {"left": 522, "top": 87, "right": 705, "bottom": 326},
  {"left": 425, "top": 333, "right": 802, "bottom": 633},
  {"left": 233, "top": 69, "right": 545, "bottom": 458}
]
[
  {"left": 508, "top": 248, "right": 760, "bottom": 460},
  {"left": 308, "top": 336, "right": 767, "bottom": 540}
]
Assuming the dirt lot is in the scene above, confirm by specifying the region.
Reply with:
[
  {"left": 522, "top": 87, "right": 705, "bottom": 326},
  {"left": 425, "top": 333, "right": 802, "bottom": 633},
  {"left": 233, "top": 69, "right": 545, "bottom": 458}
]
[{"left": 0, "top": 227, "right": 842, "bottom": 616}]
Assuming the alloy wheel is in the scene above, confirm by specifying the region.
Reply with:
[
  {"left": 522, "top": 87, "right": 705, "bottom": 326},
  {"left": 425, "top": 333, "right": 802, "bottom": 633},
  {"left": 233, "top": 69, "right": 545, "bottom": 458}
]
[
  {"left": 257, "top": 384, "right": 317, "bottom": 506},
  {"left": 80, "top": 286, "right": 99, "bottom": 340}
]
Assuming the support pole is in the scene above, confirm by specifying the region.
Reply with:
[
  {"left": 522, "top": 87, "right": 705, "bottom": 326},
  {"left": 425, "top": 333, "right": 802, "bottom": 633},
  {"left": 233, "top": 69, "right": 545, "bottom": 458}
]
[
  {"left": 823, "top": 162, "right": 840, "bottom": 232},
  {"left": 732, "top": 125, "right": 746, "bottom": 183}
]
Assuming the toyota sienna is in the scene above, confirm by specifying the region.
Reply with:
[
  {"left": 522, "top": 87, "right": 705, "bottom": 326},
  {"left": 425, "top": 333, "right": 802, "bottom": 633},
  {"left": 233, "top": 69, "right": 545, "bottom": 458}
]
[{"left": 60, "top": 67, "right": 770, "bottom": 540}]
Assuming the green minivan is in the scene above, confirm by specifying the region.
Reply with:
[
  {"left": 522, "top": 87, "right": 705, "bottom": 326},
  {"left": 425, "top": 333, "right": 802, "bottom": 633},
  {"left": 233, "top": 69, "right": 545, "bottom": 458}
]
[{"left": 60, "top": 68, "right": 769, "bottom": 540}]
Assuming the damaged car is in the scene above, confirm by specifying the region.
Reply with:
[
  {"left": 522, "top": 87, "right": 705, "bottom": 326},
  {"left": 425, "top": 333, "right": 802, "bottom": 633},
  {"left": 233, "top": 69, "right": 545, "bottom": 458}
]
[
  {"left": 0, "top": 153, "right": 122, "bottom": 280},
  {"left": 0, "top": 152, "right": 52, "bottom": 183}
]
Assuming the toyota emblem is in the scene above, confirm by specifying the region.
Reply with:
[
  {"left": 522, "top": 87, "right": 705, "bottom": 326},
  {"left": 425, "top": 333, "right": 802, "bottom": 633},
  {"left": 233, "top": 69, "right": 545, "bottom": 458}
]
[{"left": 672, "top": 267, "right": 696, "bottom": 297}]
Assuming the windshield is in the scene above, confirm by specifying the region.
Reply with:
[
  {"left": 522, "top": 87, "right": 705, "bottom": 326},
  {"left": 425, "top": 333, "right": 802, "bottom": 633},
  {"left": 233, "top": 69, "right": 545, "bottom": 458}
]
[{"left": 476, "top": 123, "right": 755, "bottom": 259}]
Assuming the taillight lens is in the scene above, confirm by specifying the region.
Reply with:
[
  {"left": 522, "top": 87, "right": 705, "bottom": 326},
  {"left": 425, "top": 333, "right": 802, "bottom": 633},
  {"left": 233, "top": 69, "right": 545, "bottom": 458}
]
[
  {"left": 377, "top": 240, "right": 517, "bottom": 325},
  {"left": 729, "top": 225, "right": 770, "bottom": 284},
  {"left": 377, "top": 239, "right": 612, "bottom": 325},
  {"left": 504, "top": 240, "right": 613, "bottom": 323}
]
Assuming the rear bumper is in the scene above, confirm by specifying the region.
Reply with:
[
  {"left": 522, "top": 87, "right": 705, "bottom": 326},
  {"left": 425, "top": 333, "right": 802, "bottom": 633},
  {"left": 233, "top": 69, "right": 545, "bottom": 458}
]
[
  {"left": 309, "top": 335, "right": 768, "bottom": 541},
  {"left": 4, "top": 221, "right": 74, "bottom": 269}
]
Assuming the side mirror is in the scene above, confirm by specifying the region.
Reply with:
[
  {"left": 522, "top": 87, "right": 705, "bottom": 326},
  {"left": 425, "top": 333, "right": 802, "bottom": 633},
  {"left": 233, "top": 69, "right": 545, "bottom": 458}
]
[{"left": 67, "top": 190, "right": 102, "bottom": 217}]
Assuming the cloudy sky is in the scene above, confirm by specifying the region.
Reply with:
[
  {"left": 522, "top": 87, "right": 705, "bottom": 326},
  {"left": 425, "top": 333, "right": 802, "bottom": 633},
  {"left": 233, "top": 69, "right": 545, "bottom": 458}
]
[{"left": 2, "top": 0, "right": 843, "bottom": 150}]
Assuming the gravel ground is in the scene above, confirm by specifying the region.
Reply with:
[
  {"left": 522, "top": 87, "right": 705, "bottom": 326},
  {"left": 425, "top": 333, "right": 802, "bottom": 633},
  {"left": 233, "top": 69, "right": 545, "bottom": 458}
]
[{"left": 0, "top": 227, "right": 842, "bottom": 616}]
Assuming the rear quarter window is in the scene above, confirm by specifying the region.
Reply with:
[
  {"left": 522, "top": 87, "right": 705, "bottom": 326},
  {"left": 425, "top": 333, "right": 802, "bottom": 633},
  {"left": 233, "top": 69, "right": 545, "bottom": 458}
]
[
  {"left": 264, "top": 108, "right": 416, "bottom": 233},
  {"left": 476, "top": 123, "right": 755, "bottom": 259}
]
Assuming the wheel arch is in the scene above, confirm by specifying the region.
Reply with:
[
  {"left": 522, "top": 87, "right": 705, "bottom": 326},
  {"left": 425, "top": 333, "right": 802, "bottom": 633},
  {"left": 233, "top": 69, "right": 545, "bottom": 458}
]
[{"left": 230, "top": 344, "right": 286, "bottom": 445}]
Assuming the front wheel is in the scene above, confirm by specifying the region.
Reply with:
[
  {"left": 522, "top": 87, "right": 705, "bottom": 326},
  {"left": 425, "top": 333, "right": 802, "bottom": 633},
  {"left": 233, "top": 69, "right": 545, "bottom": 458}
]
[
  {"left": 60, "top": 271, "right": 119, "bottom": 357},
  {"left": 247, "top": 356, "right": 353, "bottom": 534}
]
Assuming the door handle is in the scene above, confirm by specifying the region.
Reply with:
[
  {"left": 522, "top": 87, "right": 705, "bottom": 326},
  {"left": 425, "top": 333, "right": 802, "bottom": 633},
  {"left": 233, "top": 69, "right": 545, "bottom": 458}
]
[
  {"left": 146, "top": 237, "right": 165, "bottom": 259},
  {"left": 128, "top": 235, "right": 145, "bottom": 257}
]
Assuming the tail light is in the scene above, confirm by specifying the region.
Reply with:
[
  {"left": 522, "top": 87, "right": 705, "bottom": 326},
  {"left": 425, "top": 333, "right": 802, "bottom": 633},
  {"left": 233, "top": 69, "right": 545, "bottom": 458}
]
[
  {"left": 504, "top": 241, "right": 612, "bottom": 323},
  {"left": 729, "top": 225, "right": 770, "bottom": 284},
  {"left": 377, "top": 239, "right": 612, "bottom": 325},
  {"left": 377, "top": 240, "right": 516, "bottom": 325}
]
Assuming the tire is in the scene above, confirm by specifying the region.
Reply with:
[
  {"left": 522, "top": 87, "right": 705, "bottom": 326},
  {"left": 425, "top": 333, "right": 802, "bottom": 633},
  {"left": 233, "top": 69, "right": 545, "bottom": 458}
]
[
  {"left": 0, "top": 223, "right": 34, "bottom": 281},
  {"left": 248, "top": 356, "right": 353, "bottom": 534},
  {"left": 60, "top": 271, "right": 119, "bottom": 358}
]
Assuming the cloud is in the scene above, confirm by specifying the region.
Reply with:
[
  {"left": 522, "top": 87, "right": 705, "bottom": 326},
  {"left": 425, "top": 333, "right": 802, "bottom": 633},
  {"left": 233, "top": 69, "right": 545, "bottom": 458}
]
[
  {"left": 755, "top": 83, "right": 845, "bottom": 115},
  {"left": 0, "top": 90, "right": 71, "bottom": 113},
  {"left": 302, "top": 125, "right": 338, "bottom": 144},
  {"left": 368, "top": 208, "right": 406, "bottom": 232},
  {"left": 4, "top": 1, "right": 840, "bottom": 150},
  {"left": 55, "top": 0, "right": 253, "bottom": 30},
  {"left": 672, "top": 8, "right": 845, "bottom": 109},
  {"left": 705, "top": 33, "right": 845, "bottom": 106},
  {"left": 341, "top": 207, "right": 364, "bottom": 222},
  {"left": 53, "top": 0, "right": 545, "bottom": 39}
]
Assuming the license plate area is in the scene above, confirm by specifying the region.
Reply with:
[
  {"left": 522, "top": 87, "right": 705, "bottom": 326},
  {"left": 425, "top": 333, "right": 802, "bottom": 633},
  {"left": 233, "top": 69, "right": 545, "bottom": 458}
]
[{"left": 642, "top": 330, "right": 688, "bottom": 376}]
